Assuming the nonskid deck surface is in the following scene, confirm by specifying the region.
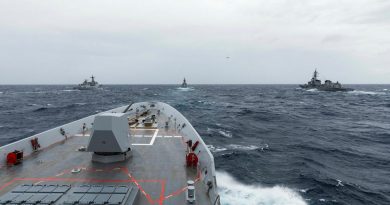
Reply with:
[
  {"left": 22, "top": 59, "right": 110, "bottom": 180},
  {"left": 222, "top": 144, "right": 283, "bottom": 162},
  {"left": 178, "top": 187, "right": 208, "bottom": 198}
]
[{"left": 0, "top": 110, "right": 209, "bottom": 205}]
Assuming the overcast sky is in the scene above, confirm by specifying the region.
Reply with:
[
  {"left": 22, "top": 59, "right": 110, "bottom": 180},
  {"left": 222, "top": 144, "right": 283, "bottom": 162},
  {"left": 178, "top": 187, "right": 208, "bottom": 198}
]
[{"left": 0, "top": 0, "right": 389, "bottom": 84}]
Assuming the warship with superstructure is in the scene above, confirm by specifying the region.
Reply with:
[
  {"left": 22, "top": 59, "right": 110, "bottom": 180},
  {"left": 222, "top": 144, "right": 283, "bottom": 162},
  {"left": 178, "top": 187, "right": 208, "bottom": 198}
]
[
  {"left": 300, "top": 70, "right": 353, "bottom": 92},
  {"left": 74, "top": 76, "right": 102, "bottom": 90},
  {"left": 0, "top": 102, "right": 220, "bottom": 205},
  {"left": 181, "top": 78, "right": 188, "bottom": 88}
]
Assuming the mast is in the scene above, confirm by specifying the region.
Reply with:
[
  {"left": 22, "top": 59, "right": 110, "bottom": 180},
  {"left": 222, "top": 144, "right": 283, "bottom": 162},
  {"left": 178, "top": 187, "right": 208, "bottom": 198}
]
[
  {"left": 91, "top": 75, "right": 95, "bottom": 83},
  {"left": 313, "top": 69, "right": 319, "bottom": 80}
]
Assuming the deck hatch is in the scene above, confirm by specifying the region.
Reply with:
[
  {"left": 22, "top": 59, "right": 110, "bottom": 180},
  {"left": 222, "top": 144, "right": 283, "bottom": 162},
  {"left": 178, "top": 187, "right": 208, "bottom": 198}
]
[
  {"left": 52, "top": 185, "right": 71, "bottom": 193},
  {"left": 39, "top": 184, "right": 58, "bottom": 193},
  {"left": 11, "top": 184, "right": 31, "bottom": 193},
  {"left": 73, "top": 185, "right": 91, "bottom": 193},
  {"left": 25, "top": 184, "right": 44, "bottom": 192},
  {"left": 114, "top": 186, "right": 130, "bottom": 194},
  {"left": 0, "top": 193, "right": 20, "bottom": 204},
  {"left": 79, "top": 193, "right": 98, "bottom": 204},
  {"left": 41, "top": 193, "right": 63, "bottom": 204},
  {"left": 26, "top": 193, "right": 48, "bottom": 203},
  {"left": 11, "top": 193, "right": 33, "bottom": 203},
  {"left": 101, "top": 185, "right": 115, "bottom": 193},
  {"left": 88, "top": 185, "right": 104, "bottom": 193},
  {"left": 63, "top": 193, "right": 83, "bottom": 204},
  {"left": 93, "top": 194, "right": 111, "bottom": 204},
  {"left": 108, "top": 194, "right": 126, "bottom": 205}
]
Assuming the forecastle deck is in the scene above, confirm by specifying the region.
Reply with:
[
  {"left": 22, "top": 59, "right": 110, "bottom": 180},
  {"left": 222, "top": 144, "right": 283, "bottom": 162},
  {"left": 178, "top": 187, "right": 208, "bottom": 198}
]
[{"left": 0, "top": 102, "right": 220, "bottom": 205}]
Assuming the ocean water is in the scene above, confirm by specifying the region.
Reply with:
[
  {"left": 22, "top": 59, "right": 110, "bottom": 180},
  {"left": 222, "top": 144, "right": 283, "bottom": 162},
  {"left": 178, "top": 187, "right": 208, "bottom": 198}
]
[{"left": 0, "top": 84, "right": 389, "bottom": 205}]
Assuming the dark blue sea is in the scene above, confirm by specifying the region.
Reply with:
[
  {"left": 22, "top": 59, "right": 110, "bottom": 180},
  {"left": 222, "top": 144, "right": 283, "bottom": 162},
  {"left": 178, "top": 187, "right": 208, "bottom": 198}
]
[{"left": 0, "top": 85, "right": 389, "bottom": 205}]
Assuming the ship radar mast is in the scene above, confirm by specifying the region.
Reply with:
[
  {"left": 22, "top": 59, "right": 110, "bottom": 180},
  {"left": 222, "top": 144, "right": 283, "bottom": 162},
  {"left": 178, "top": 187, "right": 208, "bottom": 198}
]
[
  {"left": 91, "top": 75, "right": 95, "bottom": 83},
  {"left": 313, "top": 69, "right": 319, "bottom": 80},
  {"left": 183, "top": 78, "right": 186, "bottom": 84}
]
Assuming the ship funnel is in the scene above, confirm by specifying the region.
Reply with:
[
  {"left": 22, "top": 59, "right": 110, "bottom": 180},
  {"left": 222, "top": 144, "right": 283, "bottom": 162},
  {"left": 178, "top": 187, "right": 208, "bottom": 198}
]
[{"left": 87, "top": 113, "right": 132, "bottom": 163}]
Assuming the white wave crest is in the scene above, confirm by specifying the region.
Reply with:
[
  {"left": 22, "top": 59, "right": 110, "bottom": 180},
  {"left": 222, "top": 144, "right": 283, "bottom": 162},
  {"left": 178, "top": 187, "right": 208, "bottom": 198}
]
[
  {"left": 227, "top": 144, "right": 259, "bottom": 151},
  {"left": 177, "top": 87, "right": 195, "bottom": 91},
  {"left": 61, "top": 89, "right": 79, "bottom": 92},
  {"left": 306, "top": 89, "right": 318, "bottom": 92},
  {"left": 348, "top": 90, "right": 385, "bottom": 95},
  {"left": 218, "top": 130, "right": 233, "bottom": 138},
  {"left": 207, "top": 145, "right": 228, "bottom": 153},
  {"left": 217, "top": 171, "right": 307, "bottom": 205}
]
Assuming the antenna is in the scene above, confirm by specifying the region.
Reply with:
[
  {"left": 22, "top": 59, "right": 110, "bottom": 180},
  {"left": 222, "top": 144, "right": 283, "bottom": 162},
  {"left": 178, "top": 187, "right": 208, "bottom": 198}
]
[{"left": 313, "top": 69, "right": 319, "bottom": 80}]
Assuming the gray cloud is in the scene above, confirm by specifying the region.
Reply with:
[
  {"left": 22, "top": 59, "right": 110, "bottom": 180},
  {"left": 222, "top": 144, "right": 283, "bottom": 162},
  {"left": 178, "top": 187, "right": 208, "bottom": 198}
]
[{"left": 0, "top": 0, "right": 389, "bottom": 84}]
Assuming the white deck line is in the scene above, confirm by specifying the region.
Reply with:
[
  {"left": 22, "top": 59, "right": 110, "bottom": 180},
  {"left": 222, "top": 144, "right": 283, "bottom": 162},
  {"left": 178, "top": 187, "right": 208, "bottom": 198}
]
[
  {"left": 74, "top": 134, "right": 90, "bottom": 137},
  {"left": 132, "top": 129, "right": 159, "bottom": 146}
]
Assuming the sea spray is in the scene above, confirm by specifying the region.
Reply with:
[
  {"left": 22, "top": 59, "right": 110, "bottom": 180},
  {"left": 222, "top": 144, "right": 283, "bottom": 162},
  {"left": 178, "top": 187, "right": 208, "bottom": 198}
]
[{"left": 217, "top": 171, "right": 307, "bottom": 205}]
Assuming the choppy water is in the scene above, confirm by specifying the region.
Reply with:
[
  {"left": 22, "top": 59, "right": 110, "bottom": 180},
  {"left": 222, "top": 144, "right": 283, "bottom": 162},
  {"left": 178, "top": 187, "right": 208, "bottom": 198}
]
[{"left": 0, "top": 85, "right": 389, "bottom": 205}]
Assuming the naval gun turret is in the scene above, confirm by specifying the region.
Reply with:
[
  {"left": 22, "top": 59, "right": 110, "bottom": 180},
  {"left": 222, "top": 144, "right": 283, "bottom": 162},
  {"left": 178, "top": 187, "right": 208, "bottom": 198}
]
[{"left": 87, "top": 113, "right": 132, "bottom": 163}]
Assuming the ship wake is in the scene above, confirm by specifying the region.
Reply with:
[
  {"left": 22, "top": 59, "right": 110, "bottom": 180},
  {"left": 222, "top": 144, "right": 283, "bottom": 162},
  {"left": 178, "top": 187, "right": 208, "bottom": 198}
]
[{"left": 217, "top": 171, "right": 307, "bottom": 205}]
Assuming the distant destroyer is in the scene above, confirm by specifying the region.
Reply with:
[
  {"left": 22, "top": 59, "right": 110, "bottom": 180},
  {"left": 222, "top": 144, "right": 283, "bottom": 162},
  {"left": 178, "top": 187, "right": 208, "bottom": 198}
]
[
  {"left": 181, "top": 78, "right": 188, "bottom": 88},
  {"left": 300, "top": 70, "right": 353, "bottom": 91},
  {"left": 74, "top": 75, "right": 102, "bottom": 90}
]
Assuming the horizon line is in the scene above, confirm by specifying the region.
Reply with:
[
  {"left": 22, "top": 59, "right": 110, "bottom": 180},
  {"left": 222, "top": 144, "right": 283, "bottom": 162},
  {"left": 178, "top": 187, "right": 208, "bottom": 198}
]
[{"left": 1, "top": 83, "right": 390, "bottom": 86}]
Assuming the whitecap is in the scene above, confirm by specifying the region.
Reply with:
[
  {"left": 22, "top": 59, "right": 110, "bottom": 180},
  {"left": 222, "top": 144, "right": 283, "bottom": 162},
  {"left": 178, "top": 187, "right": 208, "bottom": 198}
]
[
  {"left": 227, "top": 144, "right": 259, "bottom": 151},
  {"left": 299, "top": 189, "right": 308, "bottom": 193},
  {"left": 218, "top": 130, "right": 233, "bottom": 138},
  {"left": 348, "top": 90, "right": 384, "bottom": 95},
  {"left": 207, "top": 127, "right": 214, "bottom": 133},
  {"left": 177, "top": 87, "right": 195, "bottom": 91},
  {"left": 306, "top": 89, "right": 318, "bottom": 92},
  {"left": 336, "top": 179, "right": 344, "bottom": 187},
  {"left": 61, "top": 89, "right": 78, "bottom": 92},
  {"left": 217, "top": 171, "right": 307, "bottom": 205},
  {"left": 207, "top": 145, "right": 228, "bottom": 153}
]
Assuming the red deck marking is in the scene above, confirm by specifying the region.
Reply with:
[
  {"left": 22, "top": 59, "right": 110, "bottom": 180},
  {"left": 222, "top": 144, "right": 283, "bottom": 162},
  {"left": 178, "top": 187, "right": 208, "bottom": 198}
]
[
  {"left": 163, "top": 166, "right": 202, "bottom": 200},
  {"left": 0, "top": 179, "right": 16, "bottom": 191},
  {"left": 121, "top": 168, "right": 154, "bottom": 204},
  {"left": 1, "top": 165, "right": 173, "bottom": 205},
  {"left": 158, "top": 180, "right": 166, "bottom": 205},
  {"left": 12, "top": 177, "right": 132, "bottom": 183},
  {"left": 165, "top": 186, "right": 187, "bottom": 199}
]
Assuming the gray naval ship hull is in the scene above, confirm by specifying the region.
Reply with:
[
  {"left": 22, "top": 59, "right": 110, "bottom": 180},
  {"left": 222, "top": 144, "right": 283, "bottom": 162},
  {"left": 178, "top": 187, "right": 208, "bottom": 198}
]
[
  {"left": 299, "top": 85, "right": 354, "bottom": 92},
  {"left": 0, "top": 102, "right": 220, "bottom": 205},
  {"left": 73, "top": 85, "right": 103, "bottom": 90}
]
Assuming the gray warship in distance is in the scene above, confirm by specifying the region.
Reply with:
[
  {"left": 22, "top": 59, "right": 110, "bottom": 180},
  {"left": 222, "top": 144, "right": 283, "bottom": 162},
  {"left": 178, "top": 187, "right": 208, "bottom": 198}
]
[
  {"left": 181, "top": 78, "right": 188, "bottom": 88},
  {"left": 300, "top": 70, "right": 354, "bottom": 92},
  {"left": 0, "top": 102, "right": 220, "bottom": 205},
  {"left": 74, "top": 75, "right": 102, "bottom": 90}
]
